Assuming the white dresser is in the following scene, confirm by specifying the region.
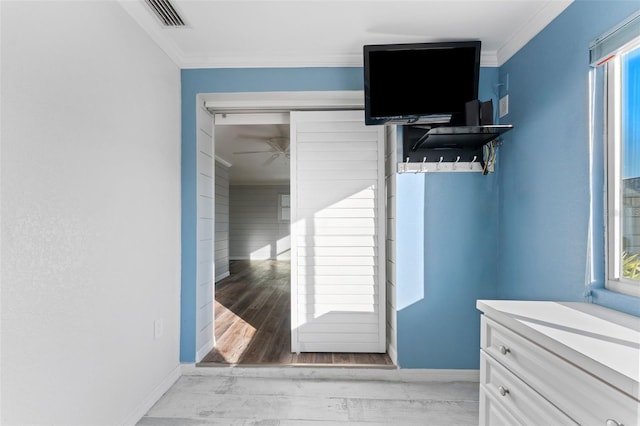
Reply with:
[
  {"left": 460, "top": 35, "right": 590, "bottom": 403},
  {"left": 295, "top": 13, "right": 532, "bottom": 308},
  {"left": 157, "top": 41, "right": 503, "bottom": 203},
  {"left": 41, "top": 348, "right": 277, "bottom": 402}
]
[{"left": 477, "top": 300, "right": 640, "bottom": 426}]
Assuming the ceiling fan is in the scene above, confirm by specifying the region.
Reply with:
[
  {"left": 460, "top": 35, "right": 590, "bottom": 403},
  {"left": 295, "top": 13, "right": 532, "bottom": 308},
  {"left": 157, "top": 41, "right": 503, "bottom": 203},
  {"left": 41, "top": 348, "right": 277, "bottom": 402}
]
[{"left": 232, "top": 135, "right": 290, "bottom": 165}]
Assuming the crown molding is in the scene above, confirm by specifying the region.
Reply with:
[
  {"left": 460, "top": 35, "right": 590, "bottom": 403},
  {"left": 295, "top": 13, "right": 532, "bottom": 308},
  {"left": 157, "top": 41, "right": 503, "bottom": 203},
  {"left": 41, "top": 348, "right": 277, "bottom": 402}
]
[
  {"left": 118, "top": 0, "right": 184, "bottom": 67},
  {"left": 480, "top": 51, "right": 499, "bottom": 67},
  {"left": 496, "top": 0, "right": 573, "bottom": 66}
]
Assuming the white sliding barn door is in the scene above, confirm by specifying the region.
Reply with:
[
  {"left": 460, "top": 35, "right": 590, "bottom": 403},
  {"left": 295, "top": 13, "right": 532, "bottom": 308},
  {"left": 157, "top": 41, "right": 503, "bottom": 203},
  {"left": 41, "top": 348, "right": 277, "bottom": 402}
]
[{"left": 290, "top": 110, "right": 385, "bottom": 353}]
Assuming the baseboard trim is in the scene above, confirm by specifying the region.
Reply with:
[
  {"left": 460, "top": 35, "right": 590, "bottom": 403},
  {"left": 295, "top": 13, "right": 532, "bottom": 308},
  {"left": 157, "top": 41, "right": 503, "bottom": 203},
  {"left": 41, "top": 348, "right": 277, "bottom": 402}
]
[
  {"left": 122, "top": 364, "right": 181, "bottom": 425},
  {"left": 387, "top": 344, "right": 398, "bottom": 366},
  {"left": 182, "top": 365, "right": 478, "bottom": 383},
  {"left": 397, "top": 368, "right": 480, "bottom": 382},
  {"left": 195, "top": 339, "right": 215, "bottom": 363},
  {"left": 215, "top": 272, "right": 230, "bottom": 282}
]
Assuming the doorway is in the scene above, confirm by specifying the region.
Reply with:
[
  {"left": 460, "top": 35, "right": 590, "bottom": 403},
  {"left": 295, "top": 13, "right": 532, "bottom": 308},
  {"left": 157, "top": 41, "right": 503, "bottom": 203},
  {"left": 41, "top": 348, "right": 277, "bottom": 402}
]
[
  {"left": 205, "top": 119, "right": 293, "bottom": 364},
  {"left": 194, "top": 92, "right": 396, "bottom": 367}
]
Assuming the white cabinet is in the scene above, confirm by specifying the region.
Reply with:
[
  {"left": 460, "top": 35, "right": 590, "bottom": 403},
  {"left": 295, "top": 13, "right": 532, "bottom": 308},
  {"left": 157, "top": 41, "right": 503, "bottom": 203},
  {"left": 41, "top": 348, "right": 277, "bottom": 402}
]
[{"left": 477, "top": 300, "right": 640, "bottom": 426}]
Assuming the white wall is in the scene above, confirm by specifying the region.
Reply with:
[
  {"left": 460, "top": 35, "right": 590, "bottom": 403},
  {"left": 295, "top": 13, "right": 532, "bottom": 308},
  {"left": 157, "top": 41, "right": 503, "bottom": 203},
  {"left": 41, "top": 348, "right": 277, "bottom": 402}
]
[
  {"left": 1, "top": 2, "right": 181, "bottom": 424},
  {"left": 229, "top": 185, "right": 290, "bottom": 260},
  {"left": 215, "top": 161, "right": 230, "bottom": 281}
]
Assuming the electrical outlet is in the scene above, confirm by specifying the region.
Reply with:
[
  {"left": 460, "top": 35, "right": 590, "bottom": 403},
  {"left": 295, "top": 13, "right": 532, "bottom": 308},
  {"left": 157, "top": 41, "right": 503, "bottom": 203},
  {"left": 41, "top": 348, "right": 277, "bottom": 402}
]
[
  {"left": 154, "top": 319, "right": 164, "bottom": 340},
  {"left": 499, "top": 95, "right": 509, "bottom": 118}
]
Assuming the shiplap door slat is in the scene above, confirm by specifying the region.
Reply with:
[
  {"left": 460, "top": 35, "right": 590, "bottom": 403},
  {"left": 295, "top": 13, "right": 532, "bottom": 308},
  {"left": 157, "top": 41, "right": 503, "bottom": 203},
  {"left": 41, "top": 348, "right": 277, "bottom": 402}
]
[
  {"left": 290, "top": 110, "right": 385, "bottom": 353},
  {"left": 195, "top": 104, "right": 215, "bottom": 361}
]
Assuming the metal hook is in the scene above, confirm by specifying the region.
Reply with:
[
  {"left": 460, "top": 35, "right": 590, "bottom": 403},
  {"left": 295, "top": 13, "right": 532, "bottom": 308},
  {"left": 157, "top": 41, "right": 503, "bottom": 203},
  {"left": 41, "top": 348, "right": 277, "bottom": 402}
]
[
  {"left": 437, "top": 156, "right": 443, "bottom": 170},
  {"left": 420, "top": 157, "right": 427, "bottom": 173},
  {"left": 404, "top": 157, "right": 410, "bottom": 173},
  {"left": 453, "top": 156, "right": 460, "bottom": 170},
  {"left": 470, "top": 156, "right": 477, "bottom": 170}
]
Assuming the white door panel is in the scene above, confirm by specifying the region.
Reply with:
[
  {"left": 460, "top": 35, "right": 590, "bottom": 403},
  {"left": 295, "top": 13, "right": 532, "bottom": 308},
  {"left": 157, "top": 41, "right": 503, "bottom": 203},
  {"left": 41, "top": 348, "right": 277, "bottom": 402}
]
[{"left": 290, "top": 110, "right": 385, "bottom": 353}]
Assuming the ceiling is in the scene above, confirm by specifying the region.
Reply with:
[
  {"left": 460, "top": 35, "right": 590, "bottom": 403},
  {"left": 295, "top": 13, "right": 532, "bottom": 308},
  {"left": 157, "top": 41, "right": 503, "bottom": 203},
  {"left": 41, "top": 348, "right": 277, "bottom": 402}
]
[
  {"left": 120, "top": 0, "right": 573, "bottom": 68},
  {"left": 215, "top": 123, "right": 290, "bottom": 185},
  {"left": 121, "top": 0, "right": 574, "bottom": 184}
]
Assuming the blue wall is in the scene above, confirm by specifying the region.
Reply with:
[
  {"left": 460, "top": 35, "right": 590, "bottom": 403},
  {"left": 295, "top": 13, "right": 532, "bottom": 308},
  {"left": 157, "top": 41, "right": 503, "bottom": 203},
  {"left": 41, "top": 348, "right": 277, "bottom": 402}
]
[
  {"left": 180, "top": 66, "right": 499, "bottom": 365},
  {"left": 396, "top": 68, "right": 500, "bottom": 368},
  {"left": 497, "top": 1, "right": 640, "bottom": 315}
]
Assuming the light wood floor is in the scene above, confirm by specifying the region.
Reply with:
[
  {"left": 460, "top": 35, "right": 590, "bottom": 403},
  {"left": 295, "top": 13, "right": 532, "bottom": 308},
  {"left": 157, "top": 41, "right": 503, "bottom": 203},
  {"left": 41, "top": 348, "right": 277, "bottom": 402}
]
[
  {"left": 138, "top": 369, "right": 480, "bottom": 425},
  {"left": 200, "top": 259, "right": 393, "bottom": 367}
]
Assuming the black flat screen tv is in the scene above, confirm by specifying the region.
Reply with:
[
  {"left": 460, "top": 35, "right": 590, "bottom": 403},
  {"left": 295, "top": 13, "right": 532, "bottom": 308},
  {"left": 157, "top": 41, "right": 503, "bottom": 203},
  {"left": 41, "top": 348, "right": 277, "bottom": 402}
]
[{"left": 364, "top": 41, "right": 481, "bottom": 125}]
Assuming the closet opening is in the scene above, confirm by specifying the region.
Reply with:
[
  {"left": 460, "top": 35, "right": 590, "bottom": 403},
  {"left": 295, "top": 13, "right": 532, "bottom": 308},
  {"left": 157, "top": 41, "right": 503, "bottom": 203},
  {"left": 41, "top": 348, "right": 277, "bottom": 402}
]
[{"left": 194, "top": 92, "right": 397, "bottom": 367}]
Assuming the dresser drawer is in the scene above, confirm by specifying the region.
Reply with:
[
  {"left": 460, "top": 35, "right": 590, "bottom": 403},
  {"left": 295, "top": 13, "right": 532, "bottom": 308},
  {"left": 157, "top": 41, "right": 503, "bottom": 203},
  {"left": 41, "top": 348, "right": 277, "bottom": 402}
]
[
  {"left": 481, "top": 315, "right": 640, "bottom": 426},
  {"left": 480, "top": 351, "right": 576, "bottom": 425},
  {"left": 479, "top": 382, "right": 521, "bottom": 426}
]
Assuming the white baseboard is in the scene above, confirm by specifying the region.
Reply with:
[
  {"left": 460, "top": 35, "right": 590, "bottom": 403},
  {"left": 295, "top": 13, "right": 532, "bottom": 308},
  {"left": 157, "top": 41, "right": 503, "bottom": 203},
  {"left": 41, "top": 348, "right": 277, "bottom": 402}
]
[
  {"left": 215, "top": 271, "right": 230, "bottom": 282},
  {"left": 396, "top": 369, "right": 480, "bottom": 382},
  {"left": 123, "top": 364, "right": 181, "bottom": 425},
  {"left": 195, "top": 339, "right": 215, "bottom": 363},
  {"left": 182, "top": 365, "right": 479, "bottom": 383},
  {"left": 387, "top": 344, "right": 398, "bottom": 366}
]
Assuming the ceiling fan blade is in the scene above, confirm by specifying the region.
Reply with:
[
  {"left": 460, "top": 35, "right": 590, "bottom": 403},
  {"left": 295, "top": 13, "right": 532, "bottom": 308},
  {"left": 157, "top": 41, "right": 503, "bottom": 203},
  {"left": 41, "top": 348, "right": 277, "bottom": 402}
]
[
  {"left": 264, "top": 153, "right": 279, "bottom": 165},
  {"left": 265, "top": 139, "right": 283, "bottom": 152},
  {"left": 232, "top": 150, "right": 275, "bottom": 155}
]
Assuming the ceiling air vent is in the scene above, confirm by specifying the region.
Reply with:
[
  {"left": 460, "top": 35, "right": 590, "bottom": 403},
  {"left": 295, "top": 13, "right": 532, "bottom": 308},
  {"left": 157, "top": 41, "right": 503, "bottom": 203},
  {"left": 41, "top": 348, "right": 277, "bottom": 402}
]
[{"left": 144, "top": 0, "right": 186, "bottom": 27}]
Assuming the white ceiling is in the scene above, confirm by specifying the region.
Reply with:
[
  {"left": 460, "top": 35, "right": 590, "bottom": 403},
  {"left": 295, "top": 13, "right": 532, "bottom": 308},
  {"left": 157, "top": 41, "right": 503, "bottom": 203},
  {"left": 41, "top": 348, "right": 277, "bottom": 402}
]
[
  {"left": 120, "top": 0, "right": 573, "bottom": 68},
  {"left": 215, "top": 123, "right": 290, "bottom": 185},
  {"left": 121, "top": 0, "right": 574, "bottom": 184}
]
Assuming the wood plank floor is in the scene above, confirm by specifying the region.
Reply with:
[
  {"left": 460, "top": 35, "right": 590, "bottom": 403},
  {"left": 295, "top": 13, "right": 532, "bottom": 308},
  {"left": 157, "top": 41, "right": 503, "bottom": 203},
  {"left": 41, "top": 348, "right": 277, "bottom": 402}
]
[
  {"left": 138, "top": 369, "right": 479, "bottom": 425},
  {"left": 200, "top": 259, "right": 393, "bottom": 367}
]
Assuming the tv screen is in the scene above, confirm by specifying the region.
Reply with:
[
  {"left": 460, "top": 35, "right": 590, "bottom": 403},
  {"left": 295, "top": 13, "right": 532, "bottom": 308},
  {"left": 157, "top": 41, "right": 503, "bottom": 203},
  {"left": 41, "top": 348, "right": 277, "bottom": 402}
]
[{"left": 364, "top": 41, "right": 481, "bottom": 125}]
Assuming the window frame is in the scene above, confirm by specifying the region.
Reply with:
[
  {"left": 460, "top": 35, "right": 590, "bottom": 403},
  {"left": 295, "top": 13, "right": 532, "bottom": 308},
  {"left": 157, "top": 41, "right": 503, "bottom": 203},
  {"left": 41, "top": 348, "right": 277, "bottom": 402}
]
[
  {"left": 605, "top": 40, "right": 640, "bottom": 297},
  {"left": 278, "top": 192, "right": 290, "bottom": 223}
]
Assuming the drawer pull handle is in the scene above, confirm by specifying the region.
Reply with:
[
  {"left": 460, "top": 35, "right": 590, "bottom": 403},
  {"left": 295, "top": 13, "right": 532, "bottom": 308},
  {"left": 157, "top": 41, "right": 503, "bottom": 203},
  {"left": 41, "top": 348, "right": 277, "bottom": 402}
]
[
  {"left": 498, "top": 386, "right": 509, "bottom": 397},
  {"left": 499, "top": 345, "right": 511, "bottom": 355},
  {"left": 605, "top": 420, "right": 623, "bottom": 426}
]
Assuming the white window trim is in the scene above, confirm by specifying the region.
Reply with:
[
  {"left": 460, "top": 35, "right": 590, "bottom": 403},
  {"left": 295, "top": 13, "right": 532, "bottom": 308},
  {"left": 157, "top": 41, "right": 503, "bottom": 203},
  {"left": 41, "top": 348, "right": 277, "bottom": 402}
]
[
  {"left": 277, "top": 192, "right": 290, "bottom": 223},
  {"left": 605, "top": 46, "right": 640, "bottom": 297}
]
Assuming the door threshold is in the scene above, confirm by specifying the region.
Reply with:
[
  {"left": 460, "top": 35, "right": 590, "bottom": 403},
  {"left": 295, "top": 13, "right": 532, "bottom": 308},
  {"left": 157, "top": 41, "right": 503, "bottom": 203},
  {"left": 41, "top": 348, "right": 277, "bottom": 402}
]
[{"left": 196, "top": 361, "right": 397, "bottom": 369}]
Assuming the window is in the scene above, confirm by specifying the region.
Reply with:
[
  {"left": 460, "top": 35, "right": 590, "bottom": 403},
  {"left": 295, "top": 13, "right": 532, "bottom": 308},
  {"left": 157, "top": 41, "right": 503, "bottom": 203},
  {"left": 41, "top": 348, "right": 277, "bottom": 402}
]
[
  {"left": 605, "top": 37, "right": 640, "bottom": 296},
  {"left": 278, "top": 193, "right": 290, "bottom": 223}
]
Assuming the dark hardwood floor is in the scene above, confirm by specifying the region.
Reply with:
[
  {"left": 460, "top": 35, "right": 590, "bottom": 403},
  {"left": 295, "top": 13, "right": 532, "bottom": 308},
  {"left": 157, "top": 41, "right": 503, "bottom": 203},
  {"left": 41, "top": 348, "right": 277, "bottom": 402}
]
[{"left": 199, "top": 259, "right": 394, "bottom": 367}]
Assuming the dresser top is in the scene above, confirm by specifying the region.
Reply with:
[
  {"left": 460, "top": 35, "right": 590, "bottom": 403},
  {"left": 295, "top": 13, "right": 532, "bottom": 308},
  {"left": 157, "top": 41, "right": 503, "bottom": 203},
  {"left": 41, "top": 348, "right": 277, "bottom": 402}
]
[{"left": 477, "top": 300, "right": 640, "bottom": 399}]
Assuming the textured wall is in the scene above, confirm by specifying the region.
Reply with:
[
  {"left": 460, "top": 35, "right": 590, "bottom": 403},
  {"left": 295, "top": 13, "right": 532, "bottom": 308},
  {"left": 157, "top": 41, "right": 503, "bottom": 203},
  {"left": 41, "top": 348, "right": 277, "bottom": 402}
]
[{"left": 1, "top": 2, "right": 181, "bottom": 423}]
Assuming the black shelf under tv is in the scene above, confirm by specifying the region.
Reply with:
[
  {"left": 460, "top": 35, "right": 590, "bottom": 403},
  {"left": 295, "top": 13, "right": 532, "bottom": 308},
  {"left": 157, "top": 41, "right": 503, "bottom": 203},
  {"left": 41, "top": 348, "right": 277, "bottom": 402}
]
[{"left": 402, "top": 124, "right": 513, "bottom": 163}]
